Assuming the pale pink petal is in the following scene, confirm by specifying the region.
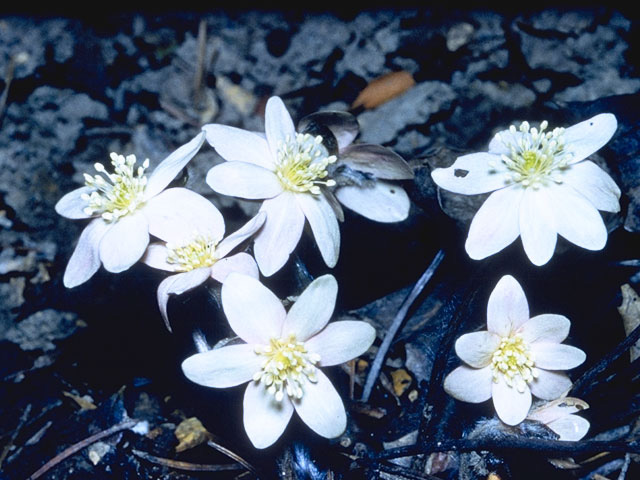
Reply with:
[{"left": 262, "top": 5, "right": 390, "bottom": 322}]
[
  {"left": 443, "top": 365, "right": 493, "bottom": 403},
  {"left": 492, "top": 376, "right": 532, "bottom": 425},
  {"left": 210, "top": 252, "right": 259, "bottom": 282},
  {"left": 282, "top": 275, "right": 338, "bottom": 341},
  {"left": 63, "top": 219, "right": 111, "bottom": 288},
  {"left": 55, "top": 186, "right": 93, "bottom": 219},
  {"left": 335, "top": 181, "right": 410, "bottom": 223},
  {"left": 519, "top": 187, "right": 557, "bottom": 266},
  {"left": 561, "top": 161, "right": 620, "bottom": 213},
  {"left": 98, "top": 212, "right": 149, "bottom": 273},
  {"left": 215, "top": 212, "right": 266, "bottom": 259},
  {"left": 222, "top": 273, "right": 286, "bottom": 344},
  {"left": 305, "top": 321, "right": 376, "bottom": 367},
  {"left": 297, "top": 111, "right": 359, "bottom": 151},
  {"left": 206, "top": 162, "right": 283, "bottom": 200},
  {"left": 487, "top": 275, "right": 530, "bottom": 337},
  {"left": 431, "top": 152, "right": 510, "bottom": 195},
  {"left": 265, "top": 96, "right": 296, "bottom": 160},
  {"left": 518, "top": 314, "right": 570, "bottom": 344},
  {"left": 338, "top": 144, "right": 414, "bottom": 180},
  {"left": 181, "top": 344, "right": 262, "bottom": 388},
  {"left": 254, "top": 192, "right": 305, "bottom": 277},
  {"left": 243, "top": 381, "right": 294, "bottom": 449},
  {"left": 563, "top": 113, "right": 617, "bottom": 165},
  {"left": 454, "top": 331, "right": 501, "bottom": 368},
  {"left": 144, "top": 132, "right": 206, "bottom": 199},
  {"left": 465, "top": 186, "right": 524, "bottom": 261},
  {"left": 530, "top": 343, "right": 586, "bottom": 370},
  {"left": 529, "top": 370, "right": 572, "bottom": 401},
  {"left": 157, "top": 268, "right": 211, "bottom": 330},
  {"left": 528, "top": 397, "right": 589, "bottom": 425},
  {"left": 322, "top": 188, "right": 344, "bottom": 222},
  {"left": 141, "top": 243, "right": 178, "bottom": 272},
  {"left": 547, "top": 415, "right": 590, "bottom": 441},
  {"left": 296, "top": 193, "right": 340, "bottom": 268},
  {"left": 292, "top": 370, "right": 346, "bottom": 439},
  {"left": 202, "top": 124, "right": 275, "bottom": 170}
]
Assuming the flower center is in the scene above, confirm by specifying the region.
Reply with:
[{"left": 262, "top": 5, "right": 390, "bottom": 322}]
[
  {"left": 253, "top": 334, "right": 321, "bottom": 401},
  {"left": 275, "top": 133, "right": 337, "bottom": 195},
  {"left": 166, "top": 235, "right": 218, "bottom": 272},
  {"left": 493, "top": 120, "right": 573, "bottom": 188},
  {"left": 82, "top": 153, "right": 149, "bottom": 222},
  {"left": 491, "top": 334, "right": 538, "bottom": 392}
]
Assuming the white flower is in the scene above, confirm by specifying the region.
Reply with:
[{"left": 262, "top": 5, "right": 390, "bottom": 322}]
[
  {"left": 181, "top": 273, "right": 376, "bottom": 449},
  {"left": 203, "top": 97, "right": 341, "bottom": 276},
  {"left": 443, "top": 275, "right": 586, "bottom": 426},
  {"left": 527, "top": 397, "right": 590, "bottom": 441},
  {"left": 431, "top": 114, "right": 621, "bottom": 265},
  {"left": 55, "top": 133, "right": 206, "bottom": 288},
  {"left": 140, "top": 190, "right": 266, "bottom": 330}
]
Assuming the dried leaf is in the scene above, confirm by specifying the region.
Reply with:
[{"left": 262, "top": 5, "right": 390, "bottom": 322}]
[
  {"left": 618, "top": 284, "right": 640, "bottom": 362},
  {"left": 63, "top": 391, "right": 97, "bottom": 410},
  {"left": 548, "top": 457, "right": 581, "bottom": 469},
  {"left": 390, "top": 369, "right": 412, "bottom": 396},
  {"left": 175, "top": 417, "right": 212, "bottom": 453},
  {"left": 352, "top": 71, "right": 415, "bottom": 110},
  {"left": 528, "top": 397, "right": 589, "bottom": 424}
]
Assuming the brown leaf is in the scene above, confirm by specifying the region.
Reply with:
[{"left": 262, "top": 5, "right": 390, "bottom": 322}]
[
  {"left": 63, "top": 391, "right": 97, "bottom": 410},
  {"left": 175, "top": 417, "right": 212, "bottom": 453},
  {"left": 352, "top": 71, "right": 415, "bottom": 110},
  {"left": 618, "top": 284, "right": 640, "bottom": 362},
  {"left": 390, "top": 368, "right": 412, "bottom": 396}
]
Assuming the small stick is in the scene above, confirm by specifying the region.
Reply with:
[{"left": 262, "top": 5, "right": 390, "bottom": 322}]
[
  {"left": 207, "top": 439, "right": 259, "bottom": 476},
  {"left": 132, "top": 449, "right": 243, "bottom": 472},
  {"left": 193, "top": 19, "right": 208, "bottom": 106},
  {"left": 0, "top": 404, "right": 31, "bottom": 468}
]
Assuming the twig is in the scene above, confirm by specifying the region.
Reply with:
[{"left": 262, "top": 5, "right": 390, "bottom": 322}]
[
  {"left": 207, "top": 439, "right": 259, "bottom": 476},
  {"left": 361, "top": 249, "right": 445, "bottom": 402},
  {"left": 132, "top": 449, "right": 244, "bottom": 472},
  {"left": 0, "top": 52, "right": 28, "bottom": 126},
  {"left": 0, "top": 404, "right": 31, "bottom": 468},
  {"left": 375, "top": 461, "right": 442, "bottom": 480},
  {"left": 193, "top": 19, "right": 208, "bottom": 106},
  {"left": 617, "top": 453, "right": 632, "bottom": 480}
]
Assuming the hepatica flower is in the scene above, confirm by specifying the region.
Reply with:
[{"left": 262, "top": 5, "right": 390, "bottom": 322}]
[
  {"left": 181, "top": 273, "right": 376, "bottom": 448},
  {"left": 444, "top": 275, "right": 586, "bottom": 426},
  {"left": 431, "top": 114, "right": 621, "bottom": 265},
  {"left": 55, "top": 133, "right": 205, "bottom": 287}
]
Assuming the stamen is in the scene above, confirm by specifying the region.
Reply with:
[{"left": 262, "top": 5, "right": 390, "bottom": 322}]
[
  {"left": 491, "top": 334, "right": 536, "bottom": 390},
  {"left": 166, "top": 234, "right": 219, "bottom": 271}
]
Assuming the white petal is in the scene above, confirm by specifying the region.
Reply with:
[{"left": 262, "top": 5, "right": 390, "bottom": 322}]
[
  {"left": 63, "top": 219, "right": 111, "bottom": 288},
  {"left": 547, "top": 415, "right": 590, "bottom": 441},
  {"left": 206, "top": 161, "right": 283, "bottom": 200},
  {"left": 335, "top": 181, "right": 410, "bottom": 223},
  {"left": 296, "top": 193, "right": 340, "bottom": 268},
  {"left": 292, "top": 370, "right": 346, "bottom": 439},
  {"left": 454, "top": 331, "right": 500, "bottom": 368},
  {"left": 338, "top": 144, "right": 414, "bottom": 180},
  {"left": 215, "top": 212, "right": 266, "bottom": 259},
  {"left": 518, "top": 314, "right": 570, "bottom": 344},
  {"left": 530, "top": 343, "right": 586, "bottom": 370},
  {"left": 210, "top": 252, "right": 259, "bottom": 283},
  {"left": 431, "top": 152, "right": 510, "bottom": 195},
  {"left": 157, "top": 268, "right": 211, "bottom": 330},
  {"left": 519, "top": 187, "right": 557, "bottom": 266},
  {"left": 547, "top": 183, "right": 608, "bottom": 251},
  {"left": 181, "top": 344, "right": 262, "bottom": 388},
  {"left": 141, "top": 243, "right": 178, "bottom": 272},
  {"left": 202, "top": 124, "right": 275, "bottom": 170},
  {"left": 305, "top": 321, "right": 376, "bottom": 366},
  {"left": 143, "top": 188, "right": 225, "bottom": 244},
  {"left": 443, "top": 365, "right": 493, "bottom": 403},
  {"left": 561, "top": 161, "right": 621, "bottom": 213},
  {"left": 282, "top": 275, "right": 338, "bottom": 341},
  {"left": 265, "top": 96, "right": 296, "bottom": 161},
  {"left": 144, "top": 132, "right": 206, "bottom": 199},
  {"left": 98, "top": 212, "right": 149, "bottom": 273},
  {"left": 55, "top": 186, "right": 93, "bottom": 219},
  {"left": 563, "top": 113, "right": 617, "bottom": 165},
  {"left": 492, "top": 376, "right": 531, "bottom": 425},
  {"left": 322, "top": 188, "right": 344, "bottom": 222},
  {"left": 243, "top": 381, "right": 294, "bottom": 449},
  {"left": 222, "top": 273, "right": 286, "bottom": 344},
  {"left": 254, "top": 192, "right": 305, "bottom": 277},
  {"left": 487, "top": 275, "right": 530, "bottom": 337},
  {"left": 465, "top": 186, "right": 523, "bottom": 261},
  {"left": 529, "top": 370, "right": 573, "bottom": 401}
]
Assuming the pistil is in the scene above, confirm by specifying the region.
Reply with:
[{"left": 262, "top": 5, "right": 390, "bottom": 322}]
[{"left": 491, "top": 334, "right": 538, "bottom": 392}]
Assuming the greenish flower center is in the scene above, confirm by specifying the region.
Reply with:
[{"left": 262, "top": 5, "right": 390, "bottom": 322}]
[
  {"left": 491, "top": 334, "right": 537, "bottom": 392},
  {"left": 166, "top": 235, "right": 218, "bottom": 272}
]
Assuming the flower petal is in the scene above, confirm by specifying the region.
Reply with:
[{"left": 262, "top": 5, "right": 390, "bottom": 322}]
[
  {"left": 547, "top": 415, "right": 590, "bottom": 441},
  {"left": 55, "top": 186, "right": 93, "bottom": 219},
  {"left": 454, "top": 331, "right": 501, "bottom": 368},
  {"left": 322, "top": 188, "right": 344, "bottom": 222},
  {"left": 265, "top": 96, "right": 296, "bottom": 160},
  {"left": 563, "top": 113, "right": 617, "bottom": 165},
  {"left": 492, "top": 376, "right": 531, "bottom": 425},
  {"left": 143, "top": 188, "right": 225, "bottom": 244},
  {"left": 141, "top": 243, "right": 178, "bottom": 272},
  {"left": 181, "top": 344, "right": 262, "bottom": 388},
  {"left": 296, "top": 193, "right": 340, "bottom": 268},
  {"left": 243, "top": 381, "right": 294, "bottom": 449},
  {"left": 222, "top": 273, "right": 286, "bottom": 344},
  {"left": 206, "top": 161, "right": 283, "bottom": 200},
  {"left": 144, "top": 132, "right": 206, "bottom": 199},
  {"left": 443, "top": 365, "right": 493, "bottom": 403},
  {"left": 215, "top": 212, "right": 266, "bottom": 259},
  {"left": 529, "top": 369, "right": 573, "bottom": 401},
  {"left": 63, "top": 219, "right": 111, "bottom": 288},
  {"left": 518, "top": 314, "right": 570, "bottom": 344},
  {"left": 202, "top": 124, "right": 274, "bottom": 170},
  {"left": 254, "top": 192, "right": 305, "bottom": 276},
  {"left": 210, "top": 252, "right": 259, "bottom": 283},
  {"left": 431, "top": 152, "right": 510, "bottom": 195},
  {"left": 561, "top": 161, "right": 621, "bottom": 213},
  {"left": 530, "top": 343, "right": 586, "bottom": 370},
  {"left": 487, "top": 275, "right": 530, "bottom": 337},
  {"left": 519, "top": 187, "right": 557, "bottom": 266},
  {"left": 157, "top": 268, "right": 211, "bottom": 330},
  {"left": 305, "top": 320, "right": 376, "bottom": 367},
  {"left": 282, "top": 275, "right": 338, "bottom": 341},
  {"left": 528, "top": 397, "right": 589, "bottom": 424},
  {"left": 292, "top": 369, "right": 346, "bottom": 439},
  {"left": 335, "top": 181, "right": 410, "bottom": 223},
  {"left": 338, "top": 144, "right": 414, "bottom": 180},
  {"left": 465, "top": 186, "right": 524, "bottom": 261},
  {"left": 98, "top": 212, "right": 149, "bottom": 273}
]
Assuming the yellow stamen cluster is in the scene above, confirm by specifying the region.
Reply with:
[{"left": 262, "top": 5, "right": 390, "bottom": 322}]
[
  {"left": 491, "top": 334, "right": 538, "bottom": 392},
  {"left": 493, "top": 120, "right": 572, "bottom": 188},
  {"left": 275, "top": 133, "right": 337, "bottom": 195},
  {"left": 166, "top": 234, "right": 218, "bottom": 272},
  {"left": 253, "top": 334, "right": 321, "bottom": 401},
  {"left": 82, "top": 153, "right": 149, "bottom": 222}
]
